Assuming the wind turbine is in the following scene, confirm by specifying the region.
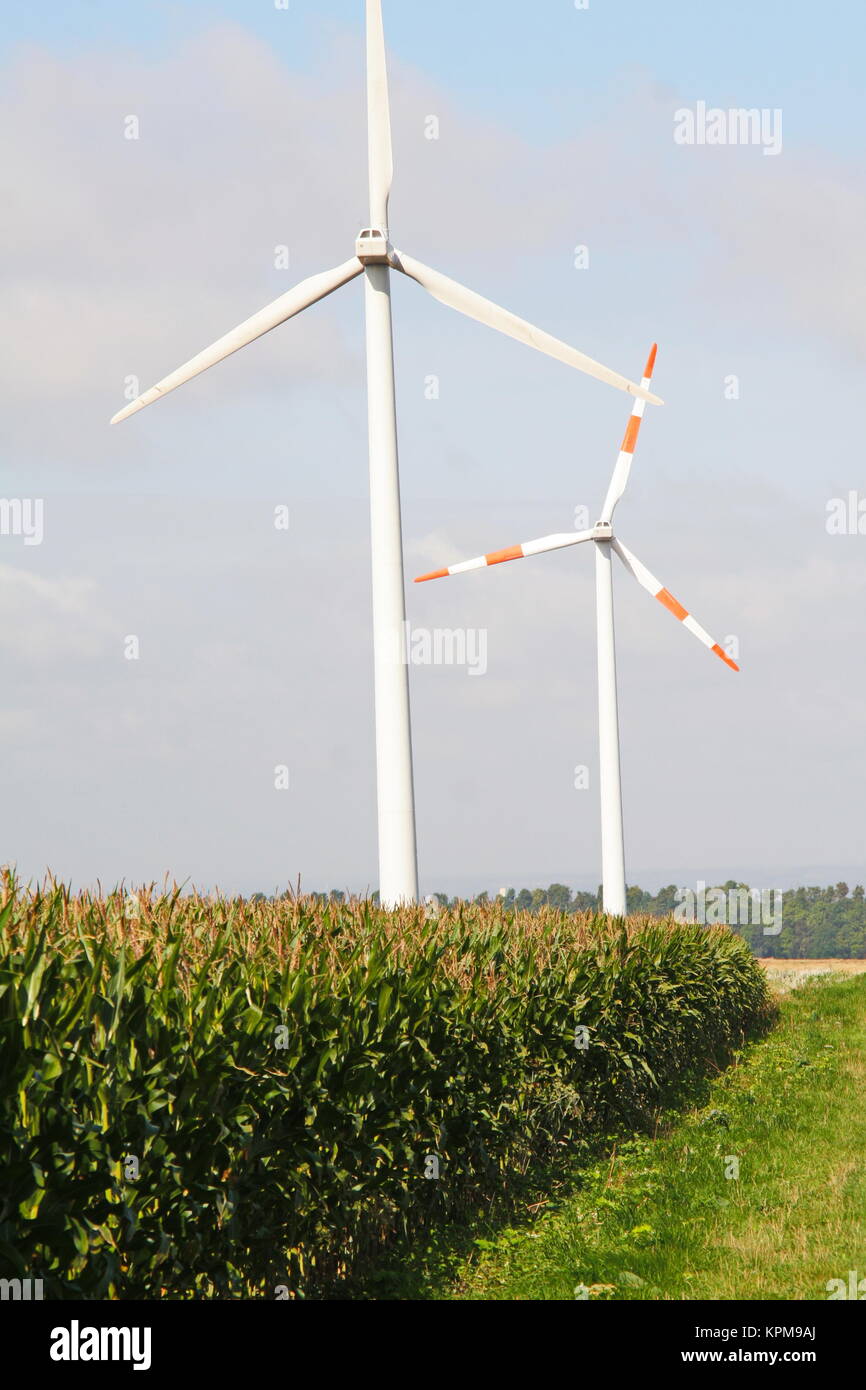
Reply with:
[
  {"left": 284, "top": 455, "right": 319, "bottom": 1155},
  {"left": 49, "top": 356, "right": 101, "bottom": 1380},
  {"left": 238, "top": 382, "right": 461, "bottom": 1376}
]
[
  {"left": 110, "top": 2, "right": 663, "bottom": 907},
  {"left": 415, "top": 346, "right": 738, "bottom": 917}
]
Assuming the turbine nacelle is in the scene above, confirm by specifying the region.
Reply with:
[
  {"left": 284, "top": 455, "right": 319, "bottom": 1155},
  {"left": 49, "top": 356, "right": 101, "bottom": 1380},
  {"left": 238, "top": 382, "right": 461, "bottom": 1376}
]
[{"left": 355, "top": 228, "right": 392, "bottom": 265}]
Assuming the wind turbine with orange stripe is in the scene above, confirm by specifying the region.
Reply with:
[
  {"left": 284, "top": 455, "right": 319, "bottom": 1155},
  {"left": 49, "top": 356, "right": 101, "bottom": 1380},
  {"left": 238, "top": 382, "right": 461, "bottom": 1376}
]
[{"left": 416, "top": 346, "right": 739, "bottom": 917}]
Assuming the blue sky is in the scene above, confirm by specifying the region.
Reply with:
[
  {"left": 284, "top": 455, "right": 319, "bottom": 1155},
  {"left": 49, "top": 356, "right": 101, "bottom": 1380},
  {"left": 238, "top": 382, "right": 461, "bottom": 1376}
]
[
  {"left": 2, "top": 1, "right": 865, "bottom": 896},
  {"left": 4, "top": 0, "right": 864, "bottom": 156}
]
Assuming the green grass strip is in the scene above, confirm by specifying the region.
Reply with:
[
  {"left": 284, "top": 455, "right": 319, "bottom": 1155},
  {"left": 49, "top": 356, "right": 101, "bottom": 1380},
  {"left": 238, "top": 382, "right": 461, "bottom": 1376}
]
[{"left": 446, "top": 975, "right": 866, "bottom": 1301}]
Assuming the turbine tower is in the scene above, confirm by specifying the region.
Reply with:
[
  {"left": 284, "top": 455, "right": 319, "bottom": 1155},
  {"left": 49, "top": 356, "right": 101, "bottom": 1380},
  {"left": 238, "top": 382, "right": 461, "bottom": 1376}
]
[
  {"left": 111, "top": 2, "right": 662, "bottom": 907},
  {"left": 416, "top": 347, "right": 737, "bottom": 917}
]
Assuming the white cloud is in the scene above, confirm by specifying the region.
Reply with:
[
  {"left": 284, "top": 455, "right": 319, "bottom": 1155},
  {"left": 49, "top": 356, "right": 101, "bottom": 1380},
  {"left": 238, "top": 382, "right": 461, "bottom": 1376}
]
[{"left": 0, "top": 564, "right": 109, "bottom": 661}]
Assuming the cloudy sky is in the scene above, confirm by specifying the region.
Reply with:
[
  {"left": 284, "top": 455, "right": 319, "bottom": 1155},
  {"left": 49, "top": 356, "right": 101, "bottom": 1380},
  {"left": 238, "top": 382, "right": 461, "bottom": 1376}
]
[{"left": 2, "top": 0, "right": 865, "bottom": 897}]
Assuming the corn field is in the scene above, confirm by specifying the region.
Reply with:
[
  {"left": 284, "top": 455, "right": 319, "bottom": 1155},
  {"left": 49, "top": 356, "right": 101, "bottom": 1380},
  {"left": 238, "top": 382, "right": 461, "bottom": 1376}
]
[{"left": 0, "top": 875, "right": 773, "bottom": 1298}]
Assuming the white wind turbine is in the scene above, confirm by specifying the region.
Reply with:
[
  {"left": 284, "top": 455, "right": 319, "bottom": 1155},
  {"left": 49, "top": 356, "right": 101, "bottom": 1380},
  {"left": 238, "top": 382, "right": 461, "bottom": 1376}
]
[
  {"left": 416, "top": 346, "right": 739, "bottom": 917},
  {"left": 110, "top": 1, "right": 662, "bottom": 907}
]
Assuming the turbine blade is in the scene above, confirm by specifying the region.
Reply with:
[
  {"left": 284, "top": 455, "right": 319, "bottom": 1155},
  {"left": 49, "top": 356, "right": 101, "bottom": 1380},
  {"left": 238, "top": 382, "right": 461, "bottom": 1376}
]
[
  {"left": 392, "top": 250, "right": 664, "bottom": 406},
  {"left": 600, "top": 344, "right": 658, "bottom": 522},
  {"left": 613, "top": 538, "right": 739, "bottom": 671},
  {"left": 110, "top": 258, "right": 364, "bottom": 425},
  {"left": 416, "top": 530, "right": 595, "bottom": 582},
  {"left": 367, "top": 0, "right": 394, "bottom": 227}
]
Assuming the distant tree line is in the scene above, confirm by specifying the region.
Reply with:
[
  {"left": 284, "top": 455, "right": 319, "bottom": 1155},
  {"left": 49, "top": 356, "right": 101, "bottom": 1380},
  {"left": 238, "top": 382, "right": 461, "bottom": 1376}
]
[
  {"left": 292, "top": 882, "right": 866, "bottom": 958},
  {"left": 727, "top": 883, "right": 866, "bottom": 959},
  {"left": 426, "top": 884, "right": 686, "bottom": 916}
]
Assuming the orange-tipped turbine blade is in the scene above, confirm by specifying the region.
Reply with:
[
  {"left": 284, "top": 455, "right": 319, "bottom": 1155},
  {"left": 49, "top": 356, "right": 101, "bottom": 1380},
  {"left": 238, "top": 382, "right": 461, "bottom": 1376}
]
[
  {"left": 415, "top": 529, "right": 595, "bottom": 583},
  {"left": 613, "top": 537, "right": 739, "bottom": 671},
  {"left": 600, "top": 343, "right": 659, "bottom": 523}
]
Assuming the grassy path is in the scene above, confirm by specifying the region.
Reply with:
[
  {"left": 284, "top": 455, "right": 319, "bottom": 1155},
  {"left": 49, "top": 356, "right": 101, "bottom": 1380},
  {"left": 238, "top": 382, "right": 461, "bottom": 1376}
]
[{"left": 445, "top": 975, "right": 866, "bottom": 1300}]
